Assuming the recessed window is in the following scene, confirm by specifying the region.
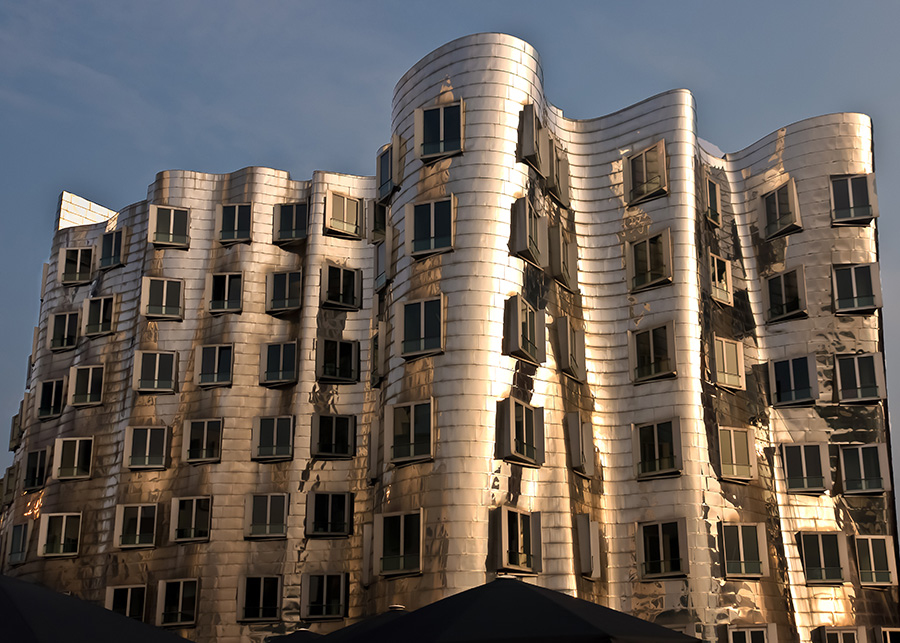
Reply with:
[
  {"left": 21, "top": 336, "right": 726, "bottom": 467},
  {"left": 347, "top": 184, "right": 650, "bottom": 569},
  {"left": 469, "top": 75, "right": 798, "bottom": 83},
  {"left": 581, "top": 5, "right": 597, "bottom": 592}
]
[
  {"left": 134, "top": 351, "right": 177, "bottom": 393},
  {"left": 833, "top": 264, "right": 881, "bottom": 313},
  {"left": 510, "top": 196, "right": 547, "bottom": 268},
  {"left": 407, "top": 197, "right": 453, "bottom": 257},
  {"left": 275, "top": 202, "right": 309, "bottom": 245},
  {"left": 267, "top": 270, "right": 302, "bottom": 313},
  {"left": 240, "top": 577, "right": 280, "bottom": 621},
  {"left": 209, "top": 273, "right": 242, "bottom": 313},
  {"left": 69, "top": 365, "right": 104, "bottom": 406},
  {"left": 416, "top": 100, "right": 463, "bottom": 161},
  {"left": 217, "top": 203, "right": 251, "bottom": 243},
  {"left": 157, "top": 579, "right": 198, "bottom": 626},
  {"left": 377, "top": 142, "right": 397, "bottom": 203},
  {"left": 498, "top": 506, "right": 542, "bottom": 573},
  {"left": 706, "top": 178, "right": 721, "bottom": 225},
  {"left": 322, "top": 264, "right": 361, "bottom": 310},
  {"left": 722, "top": 523, "right": 766, "bottom": 578},
  {"left": 782, "top": 443, "right": 828, "bottom": 493},
  {"left": 638, "top": 519, "right": 686, "bottom": 578},
  {"left": 831, "top": 174, "right": 876, "bottom": 224},
  {"left": 840, "top": 444, "right": 889, "bottom": 494},
  {"left": 195, "top": 345, "right": 232, "bottom": 387},
  {"left": 37, "top": 378, "right": 65, "bottom": 419},
  {"left": 247, "top": 493, "right": 287, "bottom": 538},
  {"left": 172, "top": 497, "right": 211, "bottom": 542},
  {"left": 557, "top": 317, "right": 586, "bottom": 382},
  {"left": 376, "top": 510, "right": 421, "bottom": 575},
  {"left": 115, "top": 504, "right": 156, "bottom": 548},
  {"left": 835, "top": 353, "right": 884, "bottom": 402},
  {"left": 302, "top": 574, "right": 348, "bottom": 619},
  {"left": 325, "top": 192, "right": 362, "bottom": 238},
  {"left": 386, "top": 400, "right": 432, "bottom": 463},
  {"left": 631, "top": 323, "right": 675, "bottom": 382},
  {"left": 306, "top": 492, "right": 353, "bottom": 537},
  {"left": 53, "top": 437, "right": 92, "bottom": 479},
  {"left": 50, "top": 312, "right": 79, "bottom": 351},
  {"left": 23, "top": 449, "right": 48, "bottom": 490},
  {"left": 625, "top": 140, "right": 667, "bottom": 205},
  {"left": 496, "top": 397, "right": 545, "bottom": 467},
  {"left": 762, "top": 179, "right": 801, "bottom": 239},
  {"left": 799, "top": 532, "right": 846, "bottom": 583},
  {"left": 260, "top": 341, "right": 297, "bottom": 386},
  {"left": 84, "top": 296, "right": 114, "bottom": 335},
  {"left": 634, "top": 419, "right": 680, "bottom": 478},
  {"left": 106, "top": 586, "right": 145, "bottom": 621},
  {"left": 856, "top": 535, "right": 895, "bottom": 585},
  {"left": 317, "top": 339, "right": 359, "bottom": 383},
  {"left": 714, "top": 336, "right": 744, "bottom": 389},
  {"left": 100, "top": 229, "right": 125, "bottom": 269},
  {"left": 253, "top": 416, "right": 293, "bottom": 461},
  {"left": 184, "top": 419, "right": 221, "bottom": 463},
  {"left": 39, "top": 513, "right": 81, "bottom": 556},
  {"left": 149, "top": 205, "right": 190, "bottom": 248},
  {"left": 126, "top": 426, "right": 167, "bottom": 469},
  {"left": 504, "top": 294, "right": 546, "bottom": 365},
  {"left": 141, "top": 277, "right": 183, "bottom": 320},
  {"left": 566, "top": 413, "right": 595, "bottom": 477},
  {"left": 549, "top": 225, "right": 578, "bottom": 290},
  {"left": 400, "top": 297, "right": 443, "bottom": 358},
  {"left": 628, "top": 230, "right": 672, "bottom": 291},
  {"left": 59, "top": 247, "right": 93, "bottom": 285},
  {"left": 710, "top": 253, "right": 732, "bottom": 305},
  {"left": 9, "top": 523, "right": 28, "bottom": 564},
  {"left": 766, "top": 267, "right": 806, "bottom": 321},
  {"left": 769, "top": 355, "right": 817, "bottom": 406},
  {"left": 719, "top": 427, "right": 755, "bottom": 481},
  {"left": 312, "top": 415, "right": 355, "bottom": 458}
]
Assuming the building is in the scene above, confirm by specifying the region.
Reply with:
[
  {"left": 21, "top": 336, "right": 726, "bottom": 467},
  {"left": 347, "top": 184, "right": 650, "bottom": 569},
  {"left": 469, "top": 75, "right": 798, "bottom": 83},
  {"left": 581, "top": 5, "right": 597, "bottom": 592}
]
[{"left": 2, "top": 32, "right": 898, "bottom": 643}]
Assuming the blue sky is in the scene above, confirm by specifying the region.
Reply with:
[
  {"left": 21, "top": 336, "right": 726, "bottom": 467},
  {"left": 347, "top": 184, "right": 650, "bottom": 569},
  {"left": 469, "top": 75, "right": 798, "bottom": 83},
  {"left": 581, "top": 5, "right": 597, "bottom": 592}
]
[{"left": 2, "top": 0, "right": 900, "bottom": 474}]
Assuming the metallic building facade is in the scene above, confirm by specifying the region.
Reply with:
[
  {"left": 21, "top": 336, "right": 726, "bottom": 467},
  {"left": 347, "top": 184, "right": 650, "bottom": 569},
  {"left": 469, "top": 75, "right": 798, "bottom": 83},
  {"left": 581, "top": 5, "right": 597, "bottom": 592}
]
[{"left": 2, "top": 33, "right": 898, "bottom": 643}]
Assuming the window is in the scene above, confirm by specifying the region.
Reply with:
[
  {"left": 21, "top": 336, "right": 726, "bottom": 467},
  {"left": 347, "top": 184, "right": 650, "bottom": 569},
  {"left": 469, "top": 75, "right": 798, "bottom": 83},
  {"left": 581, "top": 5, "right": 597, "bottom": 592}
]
[
  {"left": 371, "top": 202, "right": 388, "bottom": 241},
  {"left": 149, "top": 205, "right": 190, "bottom": 248},
  {"left": 820, "top": 629, "right": 862, "bottom": 643},
  {"left": 710, "top": 253, "right": 732, "bottom": 304},
  {"left": 317, "top": 339, "right": 359, "bottom": 383},
  {"left": 69, "top": 365, "right": 104, "bottom": 406},
  {"left": 549, "top": 225, "right": 578, "bottom": 290},
  {"left": 631, "top": 323, "right": 675, "bottom": 382},
  {"left": 23, "top": 449, "right": 48, "bottom": 490},
  {"left": 498, "top": 507, "right": 542, "bottom": 573},
  {"left": 800, "top": 532, "right": 846, "bottom": 583},
  {"left": 729, "top": 627, "right": 771, "bottom": 643},
  {"left": 881, "top": 630, "right": 900, "bottom": 643},
  {"left": 406, "top": 197, "right": 453, "bottom": 257},
  {"left": 239, "top": 576, "right": 280, "bottom": 621},
  {"left": 833, "top": 264, "right": 881, "bottom": 313},
  {"left": 53, "top": 437, "right": 92, "bottom": 479},
  {"left": 831, "top": 174, "right": 876, "bottom": 224},
  {"left": 260, "top": 341, "right": 297, "bottom": 386},
  {"left": 157, "top": 579, "right": 198, "bottom": 626},
  {"left": 37, "top": 378, "right": 65, "bottom": 419},
  {"left": 720, "top": 427, "right": 755, "bottom": 481},
  {"left": 714, "top": 336, "right": 744, "bottom": 389},
  {"left": 371, "top": 322, "right": 387, "bottom": 386},
  {"left": 374, "top": 239, "right": 389, "bottom": 292},
  {"left": 566, "top": 413, "right": 595, "bottom": 477},
  {"left": 375, "top": 510, "right": 422, "bottom": 575},
  {"left": 836, "top": 353, "right": 884, "bottom": 402},
  {"left": 762, "top": 179, "right": 801, "bottom": 239},
  {"left": 322, "top": 264, "right": 361, "bottom": 310},
  {"left": 504, "top": 294, "right": 546, "bottom": 365},
  {"left": 510, "top": 196, "right": 547, "bottom": 268},
  {"left": 557, "top": 317, "right": 586, "bottom": 382},
  {"left": 496, "top": 397, "right": 545, "bottom": 467},
  {"left": 172, "top": 497, "right": 211, "bottom": 542},
  {"left": 306, "top": 492, "right": 353, "bottom": 537},
  {"left": 195, "top": 345, "right": 232, "bottom": 387},
  {"left": 217, "top": 203, "right": 251, "bottom": 243},
  {"left": 302, "top": 574, "right": 348, "bottom": 619},
  {"left": 634, "top": 419, "right": 680, "bottom": 478},
  {"left": 575, "top": 514, "right": 602, "bottom": 578},
  {"left": 275, "top": 202, "right": 308, "bottom": 244},
  {"left": 84, "top": 296, "right": 114, "bottom": 335},
  {"left": 209, "top": 273, "right": 242, "bottom": 313},
  {"left": 100, "top": 229, "right": 125, "bottom": 268},
  {"left": 856, "top": 536, "right": 895, "bottom": 585},
  {"left": 841, "top": 444, "right": 889, "bottom": 493},
  {"left": 184, "top": 419, "right": 221, "bottom": 463},
  {"left": 400, "top": 297, "right": 443, "bottom": 358},
  {"left": 325, "top": 192, "right": 362, "bottom": 238},
  {"left": 247, "top": 494, "right": 287, "bottom": 538},
  {"left": 141, "top": 277, "right": 183, "bottom": 319},
  {"left": 706, "top": 178, "right": 721, "bottom": 225},
  {"left": 722, "top": 523, "right": 766, "bottom": 578},
  {"left": 628, "top": 230, "right": 672, "bottom": 291},
  {"left": 766, "top": 267, "right": 806, "bottom": 321},
  {"left": 517, "top": 103, "right": 549, "bottom": 176},
  {"left": 126, "top": 426, "right": 167, "bottom": 469},
  {"left": 782, "top": 443, "right": 829, "bottom": 492},
  {"left": 312, "top": 415, "right": 355, "bottom": 458},
  {"left": 253, "top": 416, "right": 293, "bottom": 460},
  {"left": 267, "top": 270, "right": 302, "bottom": 313},
  {"left": 376, "top": 140, "right": 399, "bottom": 203},
  {"left": 416, "top": 100, "right": 463, "bottom": 161},
  {"left": 638, "top": 519, "right": 685, "bottom": 578},
  {"left": 106, "top": 586, "right": 145, "bottom": 621},
  {"left": 386, "top": 400, "right": 432, "bottom": 463},
  {"left": 39, "top": 513, "right": 81, "bottom": 556},
  {"left": 769, "top": 355, "right": 817, "bottom": 406},
  {"left": 59, "top": 247, "right": 93, "bottom": 284},
  {"left": 49, "top": 312, "right": 78, "bottom": 350},
  {"left": 115, "top": 504, "right": 156, "bottom": 547},
  {"left": 134, "top": 351, "right": 177, "bottom": 393},
  {"left": 625, "top": 140, "right": 667, "bottom": 204},
  {"left": 8, "top": 523, "right": 28, "bottom": 564},
  {"left": 546, "top": 143, "right": 571, "bottom": 207}
]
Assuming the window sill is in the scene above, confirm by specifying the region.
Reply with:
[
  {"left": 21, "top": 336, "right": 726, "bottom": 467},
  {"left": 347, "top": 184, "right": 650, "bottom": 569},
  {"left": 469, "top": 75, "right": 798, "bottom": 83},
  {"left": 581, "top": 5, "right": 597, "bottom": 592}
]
[
  {"left": 503, "top": 455, "right": 541, "bottom": 469},
  {"left": 391, "top": 454, "right": 433, "bottom": 468},
  {"left": 636, "top": 469, "right": 681, "bottom": 481},
  {"left": 626, "top": 188, "right": 667, "bottom": 208},
  {"left": 198, "top": 380, "right": 232, "bottom": 389},
  {"left": 630, "top": 277, "right": 673, "bottom": 294},
  {"left": 323, "top": 225, "right": 363, "bottom": 241},
  {"left": 633, "top": 370, "right": 677, "bottom": 385},
  {"left": 401, "top": 348, "right": 443, "bottom": 361},
  {"left": 411, "top": 246, "right": 453, "bottom": 261}
]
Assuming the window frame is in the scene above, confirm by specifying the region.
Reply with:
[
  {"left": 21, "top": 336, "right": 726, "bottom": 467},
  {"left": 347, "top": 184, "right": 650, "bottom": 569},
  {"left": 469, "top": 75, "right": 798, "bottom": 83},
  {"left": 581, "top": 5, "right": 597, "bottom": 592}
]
[
  {"left": 183, "top": 419, "right": 222, "bottom": 463},
  {"left": 799, "top": 531, "right": 848, "bottom": 584},
  {"left": 575, "top": 514, "right": 602, "bottom": 579},
  {"left": 316, "top": 339, "right": 360, "bottom": 384},
  {"left": 714, "top": 335, "right": 744, "bottom": 390},
  {"left": 840, "top": 444, "right": 890, "bottom": 494},
  {"left": 114, "top": 503, "right": 157, "bottom": 548},
  {"left": 125, "top": 426, "right": 167, "bottom": 470},
  {"left": 259, "top": 341, "right": 298, "bottom": 386},
  {"left": 385, "top": 399, "right": 433, "bottom": 465},
  {"left": 833, "top": 264, "right": 881, "bottom": 314},
  {"left": 705, "top": 177, "right": 722, "bottom": 226},
  {"left": 415, "top": 99, "right": 464, "bottom": 162},
  {"left": 765, "top": 266, "right": 808, "bottom": 322},
  {"left": 624, "top": 139, "right": 667, "bottom": 205},
  {"left": 728, "top": 625, "right": 776, "bottom": 643},
  {"left": 170, "top": 496, "right": 212, "bottom": 542},
  {"left": 549, "top": 224, "right": 578, "bottom": 290},
  {"left": 830, "top": 174, "right": 877, "bottom": 225},
  {"left": 37, "top": 378, "right": 66, "bottom": 419},
  {"left": 105, "top": 585, "right": 145, "bottom": 622},
  {"left": 274, "top": 201, "right": 309, "bottom": 245},
  {"left": 38, "top": 512, "right": 82, "bottom": 557},
  {"left": 8, "top": 522, "right": 29, "bottom": 565},
  {"left": 194, "top": 344, "right": 233, "bottom": 388},
  {"left": 376, "top": 139, "right": 400, "bottom": 204},
  {"left": 557, "top": 316, "right": 586, "bottom": 382},
  {"left": 238, "top": 576, "right": 281, "bottom": 622},
  {"left": 306, "top": 491, "right": 353, "bottom": 538},
  {"left": 630, "top": 321, "right": 676, "bottom": 383},
  {"left": 156, "top": 579, "right": 198, "bottom": 627},
  {"left": 710, "top": 252, "right": 733, "bottom": 305},
  {"left": 246, "top": 493, "right": 288, "bottom": 539},
  {"left": 266, "top": 270, "right": 302, "bottom": 314},
  {"left": 215, "top": 203, "right": 252, "bottom": 244},
  {"left": 721, "top": 522, "right": 768, "bottom": 578},
  {"left": 781, "top": 443, "right": 830, "bottom": 493},
  {"left": 140, "top": 277, "right": 184, "bottom": 320},
  {"left": 59, "top": 246, "right": 94, "bottom": 285},
  {"left": 100, "top": 228, "right": 126, "bottom": 269},
  {"left": 405, "top": 196, "right": 455, "bottom": 258},
  {"left": 321, "top": 263, "right": 362, "bottom": 310},
  {"left": 49, "top": 311, "right": 79, "bottom": 351},
  {"left": 312, "top": 414, "right": 355, "bottom": 459},
  {"left": 374, "top": 509, "right": 423, "bottom": 576},
  {"left": 510, "top": 196, "right": 548, "bottom": 269},
  {"left": 53, "top": 436, "right": 93, "bottom": 480},
  {"left": 855, "top": 535, "right": 896, "bottom": 586},
  {"left": 517, "top": 103, "right": 549, "bottom": 176},
  {"left": 627, "top": 229, "right": 673, "bottom": 292},
  {"left": 83, "top": 295, "right": 115, "bottom": 336},
  {"left": 325, "top": 190, "right": 364, "bottom": 239},
  {"left": 760, "top": 178, "right": 802, "bottom": 239},
  {"left": 633, "top": 419, "right": 682, "bottom": 479},
  {"left": 148, "top": 204, "right": 191, "bottom": 248},
  {"left": 23, "top": 448, "right": 48, "bottom": 491},
  {"left": 68, "top": 364, "right": 104, "bottom": 406},
  {"left": 818, "top": 627, "right": 865, "bottom": 643},
  {"left": 496, "top": 397, "right": 545, "bottom": 468},
  {"left": 133, "top": 350, "right": 178, "bottom": 393},
  {"left": 398, "top": 295, "right": 445, "bottom": 359},
  {"left": 503, "top": 294, "right": 546, "bottom": 365},
  {"left": 497, "top": 506, "right": 542, "bottom": 574},
  {"left": 769, "top": 354, "right": 818, "bottom": 406},
  {"left": 719, "top": 426, "right": 756, "bottom": 482},
  {"left": 252, "top": 415, "right": 294, "bottom": 461},
  {"left": 835, "top": 352, "right": 885, "bottom": 403},
  {"left": 637, "top": 518, "right": 687, "bottom": 579},
  {"left": 207, "top": 272, "right": 242, "bottom": 314},
  {"left": 301, "top": 573, "right": 349, "bottom": 620},
  {"left": 566, "top": 412, "right": 595, "bottom": 477}
]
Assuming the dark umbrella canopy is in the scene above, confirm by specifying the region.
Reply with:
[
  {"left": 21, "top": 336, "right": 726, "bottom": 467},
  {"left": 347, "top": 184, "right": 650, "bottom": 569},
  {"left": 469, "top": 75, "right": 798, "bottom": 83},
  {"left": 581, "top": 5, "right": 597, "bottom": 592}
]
[
  {"left": 267, "top": 629, "right": 324, "bottom": 641},
  {"left": 319, "top": 606, "right": 408, "bottom": 643}
]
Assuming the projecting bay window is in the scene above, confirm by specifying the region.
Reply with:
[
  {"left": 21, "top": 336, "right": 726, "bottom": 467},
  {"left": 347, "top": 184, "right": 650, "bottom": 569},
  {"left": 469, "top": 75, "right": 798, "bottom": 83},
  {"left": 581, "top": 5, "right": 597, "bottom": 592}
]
[
  {"left": 239, "top": 576, "right": 280, "bottom": 621},
  {"left": 769, "top": 355, "right": 817, "bottom": 406},
  {"left": 115, "top": 504, "right": 156, "bottom": 548},
  {"left": 172, "top": 497, "right": 211, "bottom": 542},
  {"left": 141, "top": 277, "right": 183, "bottom": 320},
  {"left": 267, "top": 270, "right": 302, "bottom": 313},
  {"left": 247, "top": 493, "right": 288, "bottom": 538},
  {"left": 208, "top": 273, "right": 242, "bottom": 313},
  {"left": 302, "top": 573, "right": 348, "bottom": 619},
  {"left": 84, "top": 296, "right": 114, "bottom": 335},
  {"left": 416, "top": 100, "right": 463, "bottom": 161},
  {"left": 322, "top": 264, "right": 361, "bottom": 310},
  {"left": 831, "top": 174, "right": 877, "bottom": 224},
  {"left": 53, "top": 437, "right": 92, "bottom": 479},
  {"left": 325, "top": 192, "right": 363, "bottom": 239},
  {"left": 375, "top": 510, "right": 422, "bottom": 575},
  {"left": 799, "top": 532, "right": 846, "bottom": 584},
  {"left": 517, "top": 103, "right": 549, "bottom": 176},
  {"left": 69, "top": 365, "right": 103, "bottom": 406},
  {"left": 840, "top": 444, "right": 889, "bottom": 494},
  {"left": 8, "top": 523, "right": 28, "bottom": 565},
  {"left": 100, "top": 229, "right": 125, "bottom": 268},
  {"left": 496, "top": 506, "right": 542, "bottom": 573},
  {"left": 496, "top": 397, "right": 545, "bottom": 467},
  {"left": 37, "top": 378, "right": 65, "bottom": 419},
  {"left": 625, "top": 140, "right": 667, "bottom": 204},
  {"left": 134, "top": 351, "right": 177, "bottom": 393},
  {"left": 23, "top": 449, "right": 47, "bottom": 490},
  {"left": 628, "top": 230, "right": 672, "bottom": 291},
  {"left": 185, "top": 419, "right": 222, "bottom": 463},
  {"left": 575, "top": 514, "right": 602, "bottom": 579},
  {"left": 376, "top": 139, "right": 400, "bottom": 203},
  {"left": 157, "top": 579, "right": 198, "bottom": 626},
  {"left": 710, "top": 253, "right": 732, "bottom": 305},
  {"left": 833, "top": 264, "right": 881, "bottom": 313},
  {"left": 400, "top": 297, "right": 443, "bottom": 358},
  {"left": 722, "top": 523, "right": 766, "bottom": 578},
  {"left": 855, "top": 536, "right": 896, "bottom": 586},
  {"left": 312, "top": 414, "right": 355, "bottom": 458},
  {"left": 275, "top": 201, "right": 309, "bottom": 244},
  {"left": 386, "top": 399, "right": 433, "bottom": 463},
  {"left": 638, "top": 519, "right": 686, "bottom": 578},
  {"left": 761, "top": 179, "right": 801, "bottom": 239},
  {"left": 706, "top": 178, "right": 721, "bottom": 225},
  {"left": 59, "top": 247, "right": 93, "bottom": 285},
  {"left": 631, "top": 322, "right": 675, "bottom": 382},
  {"left": 714, "top": 336, "right": 744, "bottom": 389},
  {"left": 195, "top": 345, "right": 232, "bottom": 387},
  {"left": 835, "top": 353, "right": 885, "bottom": 403},
  {"left": 510, "top": 196, "right": 547, "bottom": 268},
  {"left": 566, "top": 412, "right": 595, "bottom": 477},
  {"left": 126, "top": 426, "right": 167, "bottom": 469},
  {"left": 39, "top": 513, "right": 81, "bottom": 556},
  {"left": 50, "top": 312, "right": 79, "bottom": 350},
  {"left": 782, "top": 443, "right": 829, "bottom": 493},
  {"left": 766, "top": 267, "right": 806, "bottom": 321},
  {"left": 634, "top": 419, "right": 681, "bottom": 478},
  {"left": 504, "top": 294, "right": 546, "bottom": 365},
  {"left": 253, "top": 416, "right": 294, "bottom": 461},
  {"left": 149, "top": 204, "right": 190, "bottom": 247},
  {"left": 406, "top": 197, "right": 453, "bottom": 257},
  {"left": 317, "top": 339, "right": 359, "bottom": 383},
  {"left": 557, "top": 316, "right": 586, "bottom": 382},
  {"left": 549, "top": 225, "right": 578, "bottom": 290},
  {"left": 217, "top": 203, "right": 251, "bottom": 243},
  {"left": 260, "top": 341, "right": 297, "bottom": 386},
  {"left": 306, "top": 492, "right": 353, "bottom": 537},
  {"left": 719, "top": 427, "right": 755, "bottom": 481}
]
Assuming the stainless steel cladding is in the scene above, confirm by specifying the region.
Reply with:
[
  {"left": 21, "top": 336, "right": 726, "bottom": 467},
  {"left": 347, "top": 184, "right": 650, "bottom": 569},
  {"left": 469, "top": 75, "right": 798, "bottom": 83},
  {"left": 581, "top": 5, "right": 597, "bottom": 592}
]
[{"left": 1, "top": 33, "right": 896, "bottom": 643}]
